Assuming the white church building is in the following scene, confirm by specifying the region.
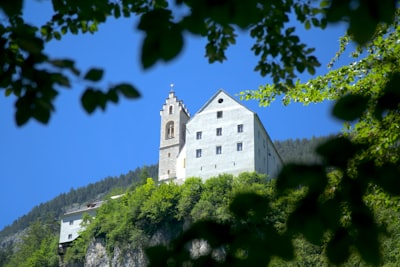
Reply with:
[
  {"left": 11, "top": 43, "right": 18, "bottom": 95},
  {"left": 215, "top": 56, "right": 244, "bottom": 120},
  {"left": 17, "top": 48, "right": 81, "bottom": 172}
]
[{"left": 158, "top": 89, "right": 283, "bottom": 183}]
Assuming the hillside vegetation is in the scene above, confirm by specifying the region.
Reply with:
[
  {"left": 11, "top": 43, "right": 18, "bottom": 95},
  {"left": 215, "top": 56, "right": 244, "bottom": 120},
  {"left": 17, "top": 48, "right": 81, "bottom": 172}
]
[
  {"left": 5, "top": 171, "right": 400, "bottom": 266},
  {"left": 6, "top": 136, "right": 388, "bottom": 266},
  {"left": 0, "top": 137, "right": 323, "bottom": 240}
]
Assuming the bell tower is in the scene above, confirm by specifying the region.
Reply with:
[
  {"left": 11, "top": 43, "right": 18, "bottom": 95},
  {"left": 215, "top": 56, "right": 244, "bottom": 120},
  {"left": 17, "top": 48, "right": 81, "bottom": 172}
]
[{"left": 158, "top": 85, "right": 190, "bottom": 181}]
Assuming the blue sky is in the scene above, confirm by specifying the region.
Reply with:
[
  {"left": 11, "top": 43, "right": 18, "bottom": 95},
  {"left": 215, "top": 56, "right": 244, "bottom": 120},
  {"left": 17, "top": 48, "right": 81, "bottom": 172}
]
[{"left": 0, "top": 2, "right": 350, "bottom": 230}]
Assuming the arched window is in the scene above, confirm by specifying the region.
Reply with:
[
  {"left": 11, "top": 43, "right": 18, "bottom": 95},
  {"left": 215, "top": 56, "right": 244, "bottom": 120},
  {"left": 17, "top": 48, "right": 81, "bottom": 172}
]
[
  {"left": 169, "top": 105, "right": 173, "bottom": 114},
  {"left": 166, "top": 121, "right": 174, "bottom": 139}
]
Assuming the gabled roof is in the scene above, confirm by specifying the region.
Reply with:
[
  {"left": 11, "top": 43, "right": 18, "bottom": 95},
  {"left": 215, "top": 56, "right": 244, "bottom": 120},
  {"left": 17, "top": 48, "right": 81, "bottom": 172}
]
[{"left": 195, "top": 89, "right": 255, "bottom": 115}]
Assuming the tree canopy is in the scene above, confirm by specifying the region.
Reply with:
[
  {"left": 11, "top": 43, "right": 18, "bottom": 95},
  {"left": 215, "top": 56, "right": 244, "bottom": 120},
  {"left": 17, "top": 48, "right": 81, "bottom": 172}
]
[{"left": 0, "top": 0, "right": 396, "bottom": 125}]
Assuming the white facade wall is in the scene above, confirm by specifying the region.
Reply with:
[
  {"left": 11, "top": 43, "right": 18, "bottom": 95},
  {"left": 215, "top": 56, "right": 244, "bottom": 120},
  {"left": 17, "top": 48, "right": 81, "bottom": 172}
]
[
  {"left": 185, "top": 91, "right": 256, "bottom": 179},
  {"left": 59, "top": 208, "right": 97, "bottom": 244},
  {"left": 253, "top": 116, "right": 283, "bottom": 178}
]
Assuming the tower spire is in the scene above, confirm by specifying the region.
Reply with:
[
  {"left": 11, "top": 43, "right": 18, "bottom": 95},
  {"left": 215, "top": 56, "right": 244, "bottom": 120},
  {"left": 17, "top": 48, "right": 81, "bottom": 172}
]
[{"left": 169, "top": 83, "right": 175, "bottom": 93}]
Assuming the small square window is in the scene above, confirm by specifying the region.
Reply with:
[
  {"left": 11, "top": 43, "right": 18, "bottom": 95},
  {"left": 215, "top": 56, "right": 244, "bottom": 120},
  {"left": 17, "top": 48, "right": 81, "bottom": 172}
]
[
  {"left": 216, "top": 146, "right": 222, "bottom": 155},
  {"left": 68, "top": 234, "right": 72, "bottom": 239},
  {"left": 196, "top": 131, "right": 202, "bottom": 140},
  {"left": 196, "top": 149, "right": 202, "bottom": 158},
  {"left": 217, "top": 111, "right": 223, "bottom": 118},
  {"left": 237, "top": 142, "right": 243, "bottom": 151},
  {"left": 237, "top": 124, "right": 243, "bottom": 133},
  {"left": 216, "top": 128, "right": 222, "bottom": 136}
]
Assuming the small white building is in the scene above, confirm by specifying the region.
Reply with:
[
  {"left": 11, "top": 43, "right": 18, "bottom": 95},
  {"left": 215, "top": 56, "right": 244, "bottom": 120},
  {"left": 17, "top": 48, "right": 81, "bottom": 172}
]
[
  {"left": 158, "top": 89, "right": 283, "bottom": 183},
  {"left": 58, "top": 201, "right": 102, "bottom": 253}
]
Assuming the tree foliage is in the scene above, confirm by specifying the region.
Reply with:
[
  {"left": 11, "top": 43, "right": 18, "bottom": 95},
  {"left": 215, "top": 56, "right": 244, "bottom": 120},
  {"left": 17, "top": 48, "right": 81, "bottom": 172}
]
[
  {"left": 5, "top": 219, "right": 59, "bottom": 267},
  {"left": 1, "top": 0, "right": 395, "bottom": 125}
]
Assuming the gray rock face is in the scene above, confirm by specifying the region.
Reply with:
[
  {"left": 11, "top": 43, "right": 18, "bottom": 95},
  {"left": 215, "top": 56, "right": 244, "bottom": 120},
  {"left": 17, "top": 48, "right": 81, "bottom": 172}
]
[
  {"left": 85, "top": 238, "right": 109, "bottom": 267},
  {"left": 84, "top": 239, "right": 147, "bottom": 267},
  {"left": 82, "top": 226, "right": 217, "bottom": 266}
]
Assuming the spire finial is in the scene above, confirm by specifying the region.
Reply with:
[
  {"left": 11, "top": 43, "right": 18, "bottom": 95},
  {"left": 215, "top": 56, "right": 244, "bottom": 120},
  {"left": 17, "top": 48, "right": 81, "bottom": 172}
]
[{"left": 170, "top": 83, "right": 174, "bottom": 92}]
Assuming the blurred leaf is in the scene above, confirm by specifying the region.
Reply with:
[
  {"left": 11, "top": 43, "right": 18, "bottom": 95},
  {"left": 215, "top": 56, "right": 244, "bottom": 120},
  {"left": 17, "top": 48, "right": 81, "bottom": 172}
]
[
  {"left": 352, "top": 207, "right": 381, "bottom": 265},
  {"left": 52, "top": 73, "right": 70, "bottom": 87},
  {"left": 15, "top": 95, "right": 32, "bottom": 126},
  {"left": 84, "top": 68, "right": 103, "bottom": 82},
  {"left": 32, "top": 101, "right": 51, "bottom": 124},
  {"left": 53, "top": 31, "right": 61, "bottom": 40},
  {"left": 146, "top": 245, "right": 174, "bottom": 267},
  {"left": 107, "top": 89, "right": 118, "bottom": 103},
  {"left": 332, "top": 94, "right": 369, "bottom": 121},
  {"left": 18, "top": 36, "right": 44, "bottom": 54},
  {"left": 15, "top": 108, "right": 31, "bottom": 126},
  {"left": 375, "top": 73, "right": 400, "bottom": 119},
  {"left": 276, "top": 163, "right": 327, "bottom": 193},
  {"left": 374, "top": 163, "right": 400, "bottom": 195},
  {"left": 113, "top": 83, "right": 141, "bottom": 99},
  {"left": 0, "top": 0, "right": 23, "bottom": 17},
  {"left": 175, "top": 220, "right": 231, "bottom": 249},
  {"left": 286, "top": 195, "right": 325, "bottom": 244},
  {"left": 229, "top": 193, "right": 268, "bottom": 221},
  {"left": 5, "top": 88, "right": 13, "bottom": 96},
  {"left": 326, "top": 227, "right": 351, "bottom": 264},
  {"left": 348, "top": 6, "right": 378, "bottom": 45},
  {"left": 160, "top": 25, "right": 183, "bottom": 61},
  {"left": 81, "top": 89, "right": 97, "bottom": 113},
  {"left": 49, "top": 59, "right": 80, "bottom": 76},
  {"left": 316, "top": 137, "right": 358, "bottom": 168}
]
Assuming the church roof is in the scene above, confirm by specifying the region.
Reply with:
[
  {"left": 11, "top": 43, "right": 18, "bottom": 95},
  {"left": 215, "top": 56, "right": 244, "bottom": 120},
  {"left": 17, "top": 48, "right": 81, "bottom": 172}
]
[{"left": 195, "top": 89, "right": 255, "bottom": 115}]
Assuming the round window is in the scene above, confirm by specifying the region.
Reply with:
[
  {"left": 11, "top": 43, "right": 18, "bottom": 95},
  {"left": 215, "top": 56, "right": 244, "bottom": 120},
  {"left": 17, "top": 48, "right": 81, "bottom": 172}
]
[{"left": 218, "top": 98, "right": 224, "bottom": 103}]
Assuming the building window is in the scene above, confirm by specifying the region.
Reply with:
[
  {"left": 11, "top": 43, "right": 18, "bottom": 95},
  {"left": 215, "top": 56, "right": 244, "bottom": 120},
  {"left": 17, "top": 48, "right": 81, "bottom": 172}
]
[
  {"left": 69, "top": 220, "right": 74, "bottom": 225},
  {"left": 237, "top": 124, "right": 243, "bottom": 133},
  {"left": 196, "top": 131, "right": 202, "bottom": 140},
  {"left": 166, "top": 121, "right": 174, "bottom": 139},
  {"left": 216, "top": 146, "right": 222, "bottom": 154},
  {"left": 237, "top": 142, "right": 243, "bottom": 151},
  {"left": 68, "top": 234, "right": 72, "bottom": 239},
  {"left": 216, "top": 127, "right": 222, "bottom": 136},
  {"left": 218, "top": 98, "right": 224, "bottom": 103},
  {"left": 169, "top": 105, "right": 173, "bottom": 114},
  {"left": 167, "top": 170, "right": 170, "bottom": 175},
  {"left": 196, "top": 149, "right": 202, "bottom": 158},
  {"left": 217, "top": 111, "right": 223, "bottom": 118}
]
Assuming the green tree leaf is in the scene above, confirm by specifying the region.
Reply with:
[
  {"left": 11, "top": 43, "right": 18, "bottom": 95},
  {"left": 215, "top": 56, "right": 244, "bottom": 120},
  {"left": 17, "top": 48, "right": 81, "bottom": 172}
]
[
  {"left": 113, "top": 83, "right": 141, "bottom": 99},
  {"left": 83, "top": 68, "right": 104, "bottom": 82},
  {"left": 81, "top": 89, "right": 97, "bottom": 113},
  {"left": 332, "top": 94, "right": 369, "bottom": 121},
  {"left": 0, "top": 0, "right": 23, "bottom": 17}
]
